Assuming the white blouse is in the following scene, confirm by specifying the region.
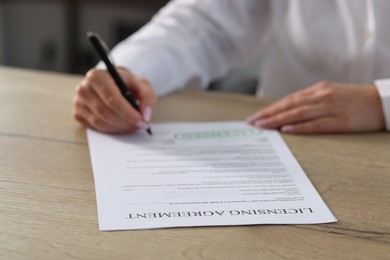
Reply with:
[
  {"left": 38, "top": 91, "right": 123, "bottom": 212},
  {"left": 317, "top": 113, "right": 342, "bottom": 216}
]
[{"left": 108, "top": 0, "right": 390, "bottom": 130}]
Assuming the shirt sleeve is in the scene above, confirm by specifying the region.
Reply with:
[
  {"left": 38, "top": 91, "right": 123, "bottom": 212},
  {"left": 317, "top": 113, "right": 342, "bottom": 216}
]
[
  {"left": 106, "top": 0, "right": 270, "bottom": 96},
  {"left": 374, "top": 79, "right": 390, "bottom": 131}
]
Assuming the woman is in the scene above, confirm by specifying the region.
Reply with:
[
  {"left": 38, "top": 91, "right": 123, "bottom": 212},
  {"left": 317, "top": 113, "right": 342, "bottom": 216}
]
[{"left": 73, "top": 0, "right": 389, "bottom": 134}]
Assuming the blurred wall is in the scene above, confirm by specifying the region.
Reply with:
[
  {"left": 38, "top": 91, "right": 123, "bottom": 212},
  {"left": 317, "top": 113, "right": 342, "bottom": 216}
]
[
  {"left": 0, "top": 3, "right": 3, "bottom": 64},
  {"left": 2, "top": 2, "right": 66, "bottom": 71},
  {"left": 0, "top": 1, "right": 164, "bottom": 74}
]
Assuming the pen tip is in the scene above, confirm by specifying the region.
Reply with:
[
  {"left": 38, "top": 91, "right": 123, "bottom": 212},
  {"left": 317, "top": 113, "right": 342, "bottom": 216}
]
[{"left": 147, "top": 128, "right": 153, "bottom": 136}]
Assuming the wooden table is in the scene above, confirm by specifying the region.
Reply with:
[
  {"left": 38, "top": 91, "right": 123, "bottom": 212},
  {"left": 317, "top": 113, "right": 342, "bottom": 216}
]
[{"left": 1, "top": 67, "right": 389, "bottom": 259}]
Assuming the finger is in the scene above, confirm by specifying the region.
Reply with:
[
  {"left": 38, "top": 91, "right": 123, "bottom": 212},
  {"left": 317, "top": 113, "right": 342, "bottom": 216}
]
[
  {"left": 246, "top": 110, "right": 264, "bottom": 124},
  {"left": 73, "top": 92, "right": 93, "bottom": 128},
  {"left": 253, "top": 104, "right": 330, "bottom": 129},
  {"left": 74, "top": 97, "right": 142, "bottom": 134},
  {"left": 280, "top": 117, "right": 347, "bottom": 134},
  {"left": 256, "top": 93, "right": 310, "bottom": 120},
  {"left": 73, "top": 99, "right": 114, "bottom": 132},
  {"left": 78, "top": 83, "right": 135, "bottom": 129},
  {"left": 73, "top": 99, "right": 91, "bottom": 129},
  {"left": 119, "top": 71, "right": 157, "bottom": 123},
  {"left": 86, "top": 69, "right": 143, "bottom": 124},
  {"left": 251, "top": 83, "right": 334, "bottom": 122},
  {"left": 246, "top": 94, "right": 311, "bottom": 124},
  {"left": 75, "top": 79, "right": 134, "bottom": 130}
]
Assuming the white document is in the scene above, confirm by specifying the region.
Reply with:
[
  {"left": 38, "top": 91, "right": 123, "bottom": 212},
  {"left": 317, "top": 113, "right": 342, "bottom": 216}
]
[{"left": 87, "top": 121, "right": 336, "bottom": 231}]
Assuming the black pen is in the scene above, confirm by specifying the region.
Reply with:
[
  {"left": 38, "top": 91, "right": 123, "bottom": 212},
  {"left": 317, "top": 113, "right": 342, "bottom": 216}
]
[{"left": 87, "top": 31, "right": 152, "bottom": 136}]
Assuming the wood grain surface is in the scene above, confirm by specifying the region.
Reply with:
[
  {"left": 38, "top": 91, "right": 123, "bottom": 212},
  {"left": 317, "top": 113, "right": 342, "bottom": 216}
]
[{"left": 0, "top": 67, "right": 389, "bottom": 259}]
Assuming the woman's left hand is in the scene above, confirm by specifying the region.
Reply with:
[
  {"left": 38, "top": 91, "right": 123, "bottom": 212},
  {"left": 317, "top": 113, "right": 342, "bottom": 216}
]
[{"left": 246, "top": 81, "right": 385, "bottom": 134}]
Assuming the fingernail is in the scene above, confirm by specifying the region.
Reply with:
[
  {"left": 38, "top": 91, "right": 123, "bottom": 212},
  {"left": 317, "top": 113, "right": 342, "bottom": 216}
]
[
  {"left": 281, "top": 125, "right": 294, "bottom": 133},
  {"left": 143, "top": 106, "right": 153, "bottom": 123},
  {"left": 246, "top": 112, "right": 265, "bottom": 123},
  {"left": 136, "top": 120, "right": 149, "bottom": 130},
  {"left": 246, "top": 114, "right": 258, "bottom": 123},
  {"left": 254, "top": 119, "right": 269, "bottom": 128}
]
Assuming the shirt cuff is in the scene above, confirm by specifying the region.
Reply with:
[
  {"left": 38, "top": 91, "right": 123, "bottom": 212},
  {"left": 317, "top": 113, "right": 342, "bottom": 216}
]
[{"left": 374, "top": 79, "right": 390, "bottom": 131}]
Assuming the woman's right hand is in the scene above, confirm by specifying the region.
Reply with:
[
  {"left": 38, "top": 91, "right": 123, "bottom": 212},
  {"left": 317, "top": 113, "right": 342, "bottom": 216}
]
[{"left": 72, "top": 68, "right": 157, "bottom": 134}]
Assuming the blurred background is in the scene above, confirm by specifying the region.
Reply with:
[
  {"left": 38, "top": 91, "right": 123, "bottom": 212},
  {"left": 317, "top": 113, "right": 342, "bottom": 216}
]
[{"left": 0, "top": 0, "right": 260, "bottom": 94}]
